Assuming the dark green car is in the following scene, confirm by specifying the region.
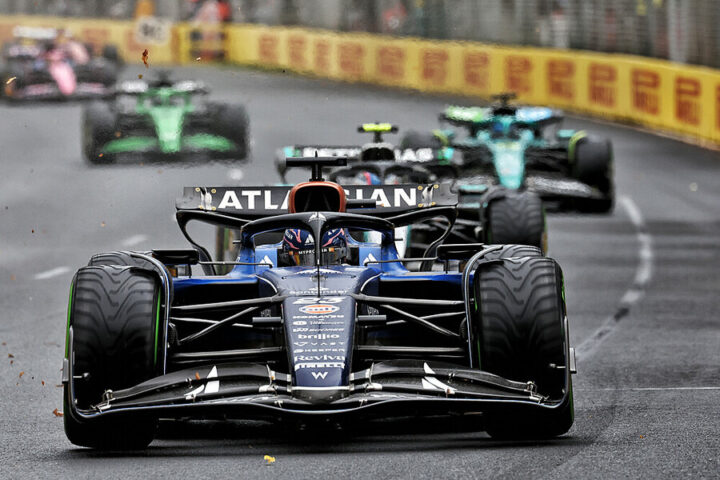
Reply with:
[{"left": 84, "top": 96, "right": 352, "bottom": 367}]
[{"left": 82, "top": 77, "right": 249, "bottom": 163}]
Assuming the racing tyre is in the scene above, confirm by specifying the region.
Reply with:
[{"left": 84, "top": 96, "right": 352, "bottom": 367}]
[
  {"left": 64, "top": 266, "right": 161, "bottom": 449},
  {"left": 400, "top": 130, "right": 444, "bottom": 149},
  {"left": 573, "top": 136, "right": 614, "bottom": 213},
  {"left": 82, "top": 102, "right": 116, "bottom": 164},
  {"left": 483, "top": 190, "right": 547, "bottom": 253},
  {"left": 102, "top": 44, "right": 120, "bottom": 63},
  {"left": 474, "top": 255, "right": 573, "bottom": 439},
  {"left": 212, "top": 103, "right": 249, "bottom": 160}
]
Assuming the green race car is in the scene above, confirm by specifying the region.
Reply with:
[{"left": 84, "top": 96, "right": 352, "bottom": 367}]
[
  {"left": 82, "top": 76, "right": 249, "bottom": 163},
  {"left": 402, "top": 93, "right": 614, "bottom": 213}
]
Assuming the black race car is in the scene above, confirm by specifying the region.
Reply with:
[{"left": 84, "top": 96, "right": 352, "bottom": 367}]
[
  {"left": 1, "top": 26, "right": 119, "bottom": 101},
  {"left": 62, "top": 157, "right": 576, "bottom": 449},
  {"left": 275, "top": 123, "right": 547, "bottom": 256}
]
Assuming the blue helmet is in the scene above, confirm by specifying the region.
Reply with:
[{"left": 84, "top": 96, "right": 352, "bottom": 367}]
[{"left": 282, "top": 228, "right": 348, "bottom": 266}]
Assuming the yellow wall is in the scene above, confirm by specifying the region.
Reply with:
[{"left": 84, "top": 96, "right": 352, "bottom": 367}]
[{"left": 224, "top": 24, "right": 720, "bottom": 144}]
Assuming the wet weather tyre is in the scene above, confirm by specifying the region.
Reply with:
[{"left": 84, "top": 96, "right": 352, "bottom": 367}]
[
  {"left": 474, "top": 255, "right": 573, "bottom": 439},
  {"left": 484, "top": 190, "right": 547, "bottom": 253},
  {"left": 82, "top": 102, "right": 116, "bottom": 164},
  {"left": 213, "top": 103, "right": 249, "bottom": 160},
  {"left": 574, "top": 136, "right": 614, "bottom": 213},
  {"left": 64, "top": 266, "right": 160, "bottom": 449},
  {"left": 400, "top": 130, "right": 444, "bottom": 149}
]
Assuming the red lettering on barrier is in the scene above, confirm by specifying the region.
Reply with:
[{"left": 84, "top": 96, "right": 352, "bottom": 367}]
[
  {"left": 675, "top": 77, "right": 701, "bottom": 126},
  {"left": 338, "top": 42, "right": 364, "bottom": 79},
  {"left": 547, "top": 59, "right": 574, "bottom": 100},
  {"left": 632, "top": 69, "right": 660, "bottom": 115},
  {"left": 589, "top": 63, "right": 617, "bottom": 107},
  {"left": 377, "top": 46, "right": 405, "bottom": 80},
  {"left": 463, "top": 51, "right": 489, "bottom": 89},
  {"left": 288, "top": 34, "right": 306, "bottom": 69},
  {"left": 422, "top": 48, "right": 448, "bottom": 86},
  {"left": 259, "top": 34, "right": 279, "bottom": 64},
  {"left": 314, "top": 40, "right": 330, "bottom": 74},
  {"left": 505, "top": 56, "right": 532, "bottom": 93}
]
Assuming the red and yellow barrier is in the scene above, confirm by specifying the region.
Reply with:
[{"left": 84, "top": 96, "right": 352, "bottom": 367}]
[{"left": 223, "top": 24, "right": 720, "bottom": 145}]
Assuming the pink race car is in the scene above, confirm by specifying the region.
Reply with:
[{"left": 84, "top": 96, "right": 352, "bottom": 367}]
[{"left": 1, "top": 26, "right": 120, "bottom": 101}]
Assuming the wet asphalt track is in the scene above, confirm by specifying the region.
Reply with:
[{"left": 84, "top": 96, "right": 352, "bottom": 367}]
[{"left": 0, "top": 65, "right": 718, "bottom": 479}]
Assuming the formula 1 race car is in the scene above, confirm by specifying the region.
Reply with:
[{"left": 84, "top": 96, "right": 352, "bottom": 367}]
[
  {"left": 1, "top": 26, "right": 119, "bottom": 101},
  {"left": 401, "top": 94, "right": 614, "bottom": 213},
  {"left": 274, "top": 123, "right": 547, "bottom": 256},
  {"left": 62, "top": 157, "right": 575, "bottom": 449},
  {"left": 82, "top": 75, "right": 249, "bottom": 163}
]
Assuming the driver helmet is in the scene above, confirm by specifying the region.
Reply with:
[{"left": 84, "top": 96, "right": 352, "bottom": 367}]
[{"left": 282, "top": 228, "right": 348, "bottom": 266}]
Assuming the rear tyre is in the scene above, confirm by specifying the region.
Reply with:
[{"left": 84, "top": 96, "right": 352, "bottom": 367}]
[
  {"left": 64, "top": 266, "right": 160, "bottom": 449},
  {"left": 573, "top": 136, "right": 614, "bottom": 213},
  {"left": 400, "top": 130, "right": 444, "bottom": 149},
  {"left": 82, "top": 102, "right": 116, "bottom": 164},
  {"left": 212, "top": 103, "right": 249, "bottom": 160},
  {"left": 474, "top": 255, "right": 573, "bottom": 439},
  {"left": 483, "top": 190, "right": 547, "bottom": 253}
]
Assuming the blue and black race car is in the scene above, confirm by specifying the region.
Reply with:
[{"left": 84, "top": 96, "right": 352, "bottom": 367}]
[
  {"left": 402, "top": 93, "right": 615, "bottom": 214},
  {"left": 276, "top": 123, "right": 548, "bottom": 255},
  {"left": 62, "top": 157, "right": 576, "bottom": 449}
]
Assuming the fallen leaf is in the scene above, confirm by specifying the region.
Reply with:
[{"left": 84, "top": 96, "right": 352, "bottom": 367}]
[
  {"left": 98, "top": 153, "right": 104, "bottom": 157},
  {"left": 138, "top": 74, "right": 143, "bottom": 79},
  {"left": 194, "top": 372, "right": 201, "bottom": 380},
  {"left": 8, "top": 353, "right": 14, "bottom": 358},
  {"left": 42, "top": 381, "right": 45, "bottom": 386},
  {"left": 9, "top": 275, "right": 14, "bottom": 281},
  {"left": 19, "top": 371, "right": 24, "bottom": 378},
  {"left": 1, "top": 342, "right": 5, "bottom": 345},
  {"left": 264, "top": 455, "right": 276, "bottom": 465},
  {"left": 639, "top": 435, "right": 644, "bottom": 439},
  {"left": 52, "top": 408, "right": 63, "bottom": 417},
  {"left": 31, "top": 229, "right": 35, "bottom": 233},
  {"left": 10, "top": 360, "right": 13, "bottom": 365},
  {"left": 115, "top": 131, "right": 122, "bottom": 138},
  {"left": 142, "top": 49, "right": 149, "bottom": 68},
  {"left": 100, "top": 222, "right": 106, "bottom": 227},
  {"left": 55, "top": 384, "right": 63, "bottom": 388},
  {"left": 6, "top": 76, "right": 16, "bottom": 84}
]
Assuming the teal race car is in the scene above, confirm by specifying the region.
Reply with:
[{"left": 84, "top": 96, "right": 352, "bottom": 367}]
[
  {"left": 82, "top": 76, "right": 249, "bottom": 163},
  {"left": 402, "top": 93, "right": 614, "bottom": 214}
]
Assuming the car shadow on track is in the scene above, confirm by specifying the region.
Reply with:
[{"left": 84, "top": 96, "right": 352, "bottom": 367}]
[{"left": 63, "top": 415, "right": 589, "bottom": 458}]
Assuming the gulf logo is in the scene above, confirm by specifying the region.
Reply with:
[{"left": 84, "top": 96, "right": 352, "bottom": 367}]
[{"left": 299, "top": 304, "right": 340, "bottom": 315}]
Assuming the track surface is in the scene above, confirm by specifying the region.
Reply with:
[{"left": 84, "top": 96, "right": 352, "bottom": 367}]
[{"left": 0, "top": 66, "right": 718, "bottom": 479}]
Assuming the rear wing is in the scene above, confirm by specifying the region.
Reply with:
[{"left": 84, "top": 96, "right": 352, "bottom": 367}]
[
  {"left": 176, "top": 183, "right": 456, "bottom": 219},
  {"left": 279, "top": 145, "right": 447, "bottom": 167}
]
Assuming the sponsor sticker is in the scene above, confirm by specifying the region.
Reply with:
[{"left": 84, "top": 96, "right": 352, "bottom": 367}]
[{"left": 298, "top": 304, "right": 340, "bottom": 315}]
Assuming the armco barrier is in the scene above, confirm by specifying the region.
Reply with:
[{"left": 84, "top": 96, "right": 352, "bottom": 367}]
[{"left": 223, "top": 24, "right": 720, "bottom": 145}]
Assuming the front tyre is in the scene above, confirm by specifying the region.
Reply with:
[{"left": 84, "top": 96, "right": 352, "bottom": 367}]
[
  {"left": 64, "top": 266, "right": 161, "bottom": 449},
  {"left": 82, "top": 102, "right": 116, "bottom": 164},
  {"left": 474, "top": 254, "right": 573, "bottom": 439},
  {"left": 573, "top": 136, "right": 614, "bottom": 213}
]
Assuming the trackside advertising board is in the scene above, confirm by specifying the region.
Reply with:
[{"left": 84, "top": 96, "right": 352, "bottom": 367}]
[{"left": 223, "top": 23, "right": 720, "bottom": 145}]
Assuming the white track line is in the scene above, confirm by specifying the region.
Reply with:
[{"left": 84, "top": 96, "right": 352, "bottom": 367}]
[
  {"left": 121, "top": 234, "right": 148, "bottom": 247},
  {"left": 33, "top": 266, "right": 70, "bottom": 280},
  {"left": 575, "top": 195, "right": 654, "bottom": 359},
  {"left": 582, "top": 387, "right": 720, "bottom": 392}
]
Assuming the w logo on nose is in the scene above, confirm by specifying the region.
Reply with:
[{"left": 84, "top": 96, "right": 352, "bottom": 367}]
[{"left": 311, "top": 371, "right": 329, "bottom": 380}]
